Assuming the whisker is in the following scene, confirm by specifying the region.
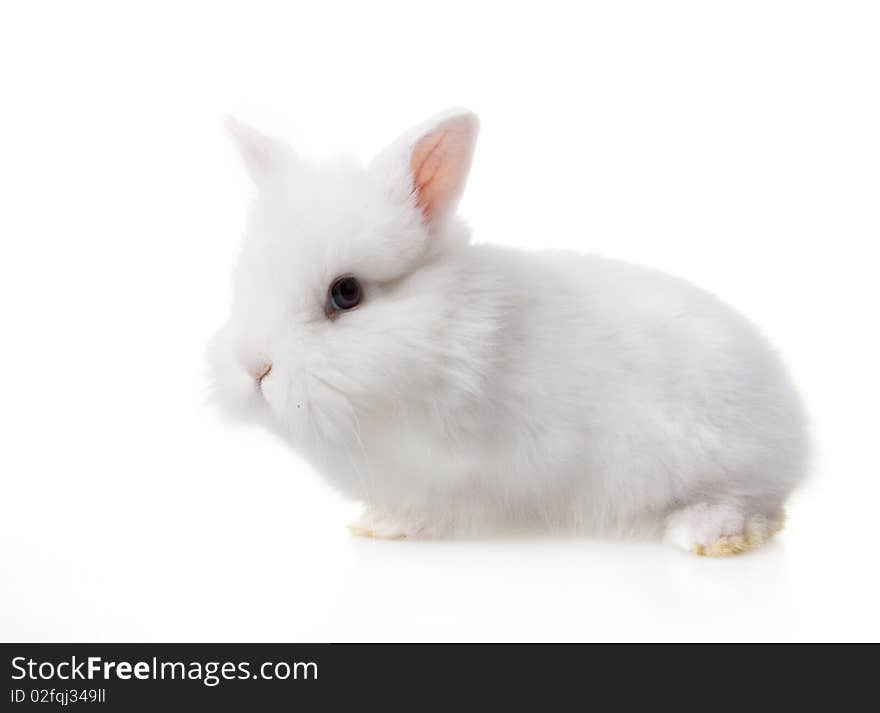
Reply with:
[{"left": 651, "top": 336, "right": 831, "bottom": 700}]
[{"left": 311, "top": 374, "right": 375, "bottom": 501}]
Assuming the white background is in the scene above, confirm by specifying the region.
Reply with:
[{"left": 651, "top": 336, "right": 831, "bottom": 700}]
[{"left": 1, "top": 1, "right": 878, "bottom": 642}]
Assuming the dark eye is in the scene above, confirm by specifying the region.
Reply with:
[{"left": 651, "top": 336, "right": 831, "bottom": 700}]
[{"left": 329, "top": 275, "right": 362, "bottom": 312}]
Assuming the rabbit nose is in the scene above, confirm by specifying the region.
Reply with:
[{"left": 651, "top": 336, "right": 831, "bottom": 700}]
[{"left": 256, "top": 362, "right": 272, "bottom": 384}]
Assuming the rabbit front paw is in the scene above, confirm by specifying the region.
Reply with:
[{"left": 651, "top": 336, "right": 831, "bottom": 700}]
[{"left": 347, "top": 509, "right": 426, "bottom": 540}]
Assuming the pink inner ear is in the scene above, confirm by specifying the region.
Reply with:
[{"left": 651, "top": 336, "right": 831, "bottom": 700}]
[{"left": 410, "top": 115, "right": 476, "bottom": 222}]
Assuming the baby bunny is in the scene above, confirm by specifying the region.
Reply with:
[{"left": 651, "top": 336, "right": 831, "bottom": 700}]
[{"left": 210, "top": 109, "right": 808, "bottom": 556}]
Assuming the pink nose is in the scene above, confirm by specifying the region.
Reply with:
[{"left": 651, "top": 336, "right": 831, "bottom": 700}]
[{"left": 256, "top": 363, "right": 272, "bottom": 384}]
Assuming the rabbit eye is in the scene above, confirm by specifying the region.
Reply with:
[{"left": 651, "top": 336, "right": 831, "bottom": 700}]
[{"left": 328, "top": 275, "right": 362, "bottom": 312}]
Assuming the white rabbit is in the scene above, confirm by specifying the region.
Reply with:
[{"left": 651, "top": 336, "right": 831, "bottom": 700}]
[{"left": 210, "top": 109, "right": 808, "bottom": 556}]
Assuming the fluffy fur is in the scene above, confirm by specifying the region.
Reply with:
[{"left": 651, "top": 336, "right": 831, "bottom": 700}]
[{"left": 210, "top": 110, "right": 809, "bottom": 555}]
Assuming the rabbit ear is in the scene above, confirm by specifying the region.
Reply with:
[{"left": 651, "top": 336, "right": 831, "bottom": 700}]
[
  {"left": 373, "top": 109, "right": 479, "bottom": 225},
  {"left": 225, "top": 116, "right": 294, "bottom": 184}
]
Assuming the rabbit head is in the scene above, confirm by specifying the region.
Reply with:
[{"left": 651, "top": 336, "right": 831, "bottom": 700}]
[{"left": 209, "top": 110, "right": 482, "bottom": 456}]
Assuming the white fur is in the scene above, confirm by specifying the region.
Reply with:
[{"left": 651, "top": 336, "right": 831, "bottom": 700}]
[{"left": 209, "top": 110, "right": 809, "bottom": 551}]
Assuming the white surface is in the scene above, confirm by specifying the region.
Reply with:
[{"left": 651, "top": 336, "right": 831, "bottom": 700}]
[{"left": 1, "top": 1, "right": 878, "bottom": 642}]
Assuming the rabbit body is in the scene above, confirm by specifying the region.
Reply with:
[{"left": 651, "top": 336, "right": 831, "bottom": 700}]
[{"left": 211, "top": 111, "right": 807, "bottom": 554}]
